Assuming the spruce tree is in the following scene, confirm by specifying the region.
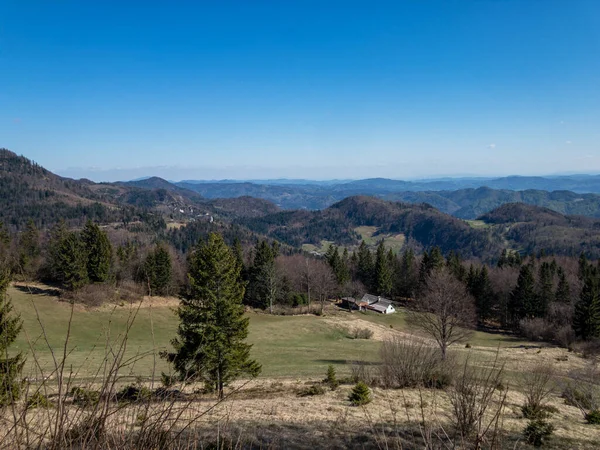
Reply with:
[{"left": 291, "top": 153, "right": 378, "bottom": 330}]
[
  {"left": 398, "top": 248, "right": 417, "bottom": 298},
  {"left": 81, "top": 220, "right": 112, "bottom": 282},
  {"left": 536, "top": 262, "right": 554, "bottom": 317},
  {"left": 245, "top": 240, "right": 278, "bottom": 310},
  {"left": 510, "top": 264, "right": 537, "bottom": 324},
  {"left": 356, "top": 241, "right": 374, "bottom": 291},
  {"left": 0, "top": 266, "right": 24, "bottom": 406},
  {"left": 143, "top": 245, "right": 173, "bottom": 296},
  {"left": 573, "top": 271, "right": 600, "bottom": 340},
  {"left": 164, "top": 233, "right": 260, "bottom": 397},
  {"left": 18, "top": 219, "right": 40, "bottom": 276},
  {"left": 555, "top": 268, "right": 571, "bottom": 304},
  {"left": 55, "top": 232, "right": 89, "bottom": 290},
  {"left": 374, "top": 241, "right": 392, "bottom": 296}
]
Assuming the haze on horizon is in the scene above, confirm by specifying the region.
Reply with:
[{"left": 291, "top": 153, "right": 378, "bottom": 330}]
[{"left": 1, "top": 1, "right": 599, "bottom": 182}]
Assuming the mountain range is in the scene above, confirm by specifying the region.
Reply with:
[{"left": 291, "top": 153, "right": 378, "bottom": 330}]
[{"left": 3, "top": 148, "right": 600, "bottom": 259}]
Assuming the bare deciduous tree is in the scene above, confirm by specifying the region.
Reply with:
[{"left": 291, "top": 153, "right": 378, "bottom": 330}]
[
  {"left": 408, "top": 269, "right": 476, "bottom": 360},
  {"left": 313, "top": 260, "right": 336, "bottom": 314}
]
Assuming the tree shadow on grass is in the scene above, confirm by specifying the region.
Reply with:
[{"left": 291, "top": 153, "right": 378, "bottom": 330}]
[
  {"left": 13, "top": 284, "right": 61, "bottom": 297},
  {"left": 314, "top": 359, "right": 381, "bottom": 366}
]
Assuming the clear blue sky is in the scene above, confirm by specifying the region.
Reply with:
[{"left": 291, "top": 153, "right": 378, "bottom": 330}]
[{"left": 1, "top": 1, "right": 599, "bottom": 181}]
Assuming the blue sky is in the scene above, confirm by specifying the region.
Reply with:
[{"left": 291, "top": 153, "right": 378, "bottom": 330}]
[{"left": 1, "top": 1, "right": 599, "bottom": 181}]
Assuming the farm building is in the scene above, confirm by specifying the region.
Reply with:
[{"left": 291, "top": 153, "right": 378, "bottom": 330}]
[{"left": 341, "top": 294, "right": 396, "bottom": 314}]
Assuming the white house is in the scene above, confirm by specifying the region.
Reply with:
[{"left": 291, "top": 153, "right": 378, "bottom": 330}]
[{"left": 361, "top": 294, "right": 396, "bottom": 314}]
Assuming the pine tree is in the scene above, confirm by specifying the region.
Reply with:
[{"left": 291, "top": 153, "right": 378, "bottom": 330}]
[
  {"left": 245, "top": 241, "right": 278, "bottom": 311},
  {"left": 374, "top": 241, "right": 392, "bottom": 296},
  {"left": 356, "top": 241, "right": 374, "bottom": 291},
  {"left": 348, "top": 381, "right": 372, "bottom": 406},
  {"left": 510, "top": 264, "right": 538, "bottom": 324},
  {"left": 573, "top": 270, "right": 600, "bottom": 340},
  {"left": 55, "top": 232, "right": 89, "bottom": 290},
  {"left": 536, "top": 262, "right": 555, "bottom": 317},
  {"left": 143, "top": 245, "right": 173, "bottom": 296},
  {"left": 324, "top": 364, "right": 338, "bottom": 391},
  {"left": 555, "top": 268, "right": 571, "bottom": 304},
  {"left": 446, "top": 251, "right": 466, "bottom": 282},
  {"left": 398, "top": 248, "right": 417, "bottom": 298},
  {"left": 164, "top": 233, "right": 260, "bottom": 398},
  {"left": 468, "top": 265, "right": 494, "bottom": 323},
  {"left": 0, "top": 266, "right": 24, "bottom": 406},
  {"left": 18, "top": 219, "right": 40, "bottom": 276},
  {"left": 81, "top": 220, "right": 112, "bottom": 282},
  {"left": 419, "top": 246, "right": 444, "bottom": 286}
]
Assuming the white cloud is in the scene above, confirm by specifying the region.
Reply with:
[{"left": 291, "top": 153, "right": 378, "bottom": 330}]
[
  {"left": 566, "top": 141, "right": 572, "bottom": 144},
  {"left": 487, "top": 144, "right": 496, "bottom": 149}
]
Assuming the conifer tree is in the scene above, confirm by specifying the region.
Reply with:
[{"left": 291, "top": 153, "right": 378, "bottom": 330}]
[
  {"left": 356, "top": 241, "right": 374, "bottom": 291},
  {"left": 246, "top": 240, "right": 278, "bottom": 310},
  {"left": 374, "top": 241, "right": 392, "bottom": 296},
  {"left": 81, "top": 220, "right": 112, "bottom": 282},
  {"left": 573, "top": 270, "right": 600, "bottom": 340},
  {"left": 419, "top": 246, "right": 444, "bottom": 285},
  {"left": 143, "top": 245, "right": 173, "bottom": 296},
  {"left": 555, "top": 268, "right": 571, "bottom": 304},
  {"left": 18, "top": 219, "right": 40, "bottom": 276},
  {"left": 55, "top": 232, "right": 89, "bottom": 290},
  {"left": 0, "top": 266, "right": 24, "bottom": 406},
  {"left": 164, "top": 233, "right": 260, "bottom": 398},
  {"left": 536, "top": 262, "right": 554, "bottom": 317},
  {"left": 509, "top": 264, "right": 538, "bottom": 324},
  {"left": 398, "top": 248, "right": 417, "bottom": 298}
]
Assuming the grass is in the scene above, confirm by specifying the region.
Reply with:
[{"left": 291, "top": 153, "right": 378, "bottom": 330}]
[
  {"left": 8, "top": 284, "right": 544, "bottom": 381},
  {"left": 465, "top": 220, "right": 491, "bottom": 229},
  {"left": 354, "top": 226, "right": 405, "bottom": 253}
]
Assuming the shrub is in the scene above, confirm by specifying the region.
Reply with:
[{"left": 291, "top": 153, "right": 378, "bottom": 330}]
[
  {"left": 448, "top": 354, "right": 508, "bottom": 443},
  {"left": 585, "top": 409, "right": 600, "bottom": 425},
  {"left": 26, "top": 391, "right": 53, "bottom": 409},
  {"left": 519, "top": 318, "right": 555, "bottom": 342},
  {"left": 298, "top": 384, "right": 325, "bottom": 397},
  {"left": 351, "top": 327, "right": 374, "bottom": 339},
  {"left": 562, "top": 385, "right": 595, "bottom": 410},
  {"left": 378, "top": 337, "right": 451, "bottom": 389},
  {"left": 523, "top": 419, "right": 554, "bottom": 447},
  {"left": 116, "top": 384, "right": 152, "bottom": 402},
  {"left": 348, "top": 381, "right": 371, "bottom": 406},
  {"left": 161, "top": 372, "right": 177, "bottom": 388},
  {"left": 70, "top": 386, "right": 100, "bottom": 407},
  {"left": 520, "top": 363, "right": 555, "bottom": 420},
  {"left": 324, "top": 365, "right": 338, "bottom": 391},
  {"left": 522, "top": 404, "right": 558, "bottom": 420}
]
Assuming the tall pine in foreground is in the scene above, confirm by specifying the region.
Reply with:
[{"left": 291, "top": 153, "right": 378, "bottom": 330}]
[
  {"left": 0, "top": 266, "right": 24, "bottom": 406},
  {"left": 164, "top": 233, "right": 260, "bottom": 398}
]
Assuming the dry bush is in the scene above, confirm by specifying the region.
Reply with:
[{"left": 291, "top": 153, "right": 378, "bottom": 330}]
[
  {"left": 378, "top": 336, "right": 452, "bottom": 389},
  {"left": 520, "top": 362, "right": 556, "bottom": 420},
  {"left": 519, "top": 318, "right": 555, "bottom": 342},
  {"left": 561, "top": 362, "right": 600, "bottom": 417},
  {"left": 448, "top": 353, "right": 508, "bottom": 447},
  {"left": 349, "top": 327, "right": 374, "bottom": 340},
  {"left": 61, "top": 282, "right": 144, "bottom": 308}
]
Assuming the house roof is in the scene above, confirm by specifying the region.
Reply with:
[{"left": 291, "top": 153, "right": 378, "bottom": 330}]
[
  {"left": 361, "top": 294, "right": 391, "bottom": 305},
  {"left": 367, "top": 303, "right": 389, "bottom": 313}
]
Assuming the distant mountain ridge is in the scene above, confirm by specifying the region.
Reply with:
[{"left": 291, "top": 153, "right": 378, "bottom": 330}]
[{"left": 176, "top": 178, "right": 600, "bottom": 218}]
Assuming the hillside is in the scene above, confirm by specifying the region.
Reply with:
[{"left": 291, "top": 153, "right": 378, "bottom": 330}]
[
  {"left": 177, "top": 178, "right": 600, "bottom": 218},
  {"left": 478, "top": 203, "right": 600, "bottom": 257}
]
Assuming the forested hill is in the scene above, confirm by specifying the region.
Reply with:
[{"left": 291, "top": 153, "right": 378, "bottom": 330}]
[
  {"left": 177, "top": 180, "right": 600, "bottom": 218},
  {"left": 236, "top": 196, "right": 600, "bottom": 259},
  {"left": 0, "top": 150, "right": 280, "bottom": 231}
]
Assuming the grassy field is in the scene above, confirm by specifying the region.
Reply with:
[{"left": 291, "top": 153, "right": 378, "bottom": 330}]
[
  {"left": 354, "top": 226, "right": 406, "bottom": 253},
  {"left": 7, "top": 283, "right": 555, "bottom": 381}
]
